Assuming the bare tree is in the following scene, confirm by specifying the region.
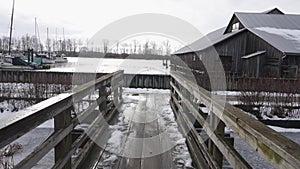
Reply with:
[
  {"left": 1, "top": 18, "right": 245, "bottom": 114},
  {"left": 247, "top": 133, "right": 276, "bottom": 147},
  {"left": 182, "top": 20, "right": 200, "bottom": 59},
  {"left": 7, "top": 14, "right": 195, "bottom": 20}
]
[
  {"left": 16, "top": 39, "right": 21, "bottom": 51},
  {"left": 69, "top": 39, "right": 73, "bottom": 52},
  {"left": 143, "top": 41, "right": 149, "bottom": 54},
  {"left": 46, "top": 38, "right": 51, "bottom": 52},
  {"left": 102, "top": 39, "right": 109, "bottom": 54},
  {"left": 132, "top": 40, "right": 138, "bottom": 54},
  {"left": 158, "top": 46, "right": 163, "bottom": 56},
  {"left": 150, "top": 41, "right": 157, "bottom": 55},
  {"left": 114, "top": 41, "right": 119, "bottom": 54},
  {"left": 73, "top": 39, "right": 77, "bottom": 52},
  {"left": 138, "top": 44, "right": 142, "bottom": 54},
  {"left": 3, "top": 37, "right": 9, "bottom": 51},
  {"left": 121, "top": 42, "right": 128, "bottom": 53},
  {"left": 0, "top": 38, "right": 3, "bottom": 51},
  {"left": 162, "top": 40, "right": 171, "bottom": 55}
]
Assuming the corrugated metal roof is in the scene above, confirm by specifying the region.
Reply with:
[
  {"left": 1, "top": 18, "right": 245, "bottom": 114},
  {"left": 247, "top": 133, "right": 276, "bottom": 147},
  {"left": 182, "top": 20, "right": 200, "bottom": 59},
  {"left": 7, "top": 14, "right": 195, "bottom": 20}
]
[
  {"left": 262, "top": 8, "right": 284, "bottom": 14},
  {"left": 235, "top": 13, "right": 300, "bottom": 29},
  {"left": 174, "top": 10, "right": 300, "bottom": 55},
  {"left": 173, "top": 27, "right": 245, "bottom": 54},
  {"left": 235, "top": 13, "right": 300, "bottom": 54}
]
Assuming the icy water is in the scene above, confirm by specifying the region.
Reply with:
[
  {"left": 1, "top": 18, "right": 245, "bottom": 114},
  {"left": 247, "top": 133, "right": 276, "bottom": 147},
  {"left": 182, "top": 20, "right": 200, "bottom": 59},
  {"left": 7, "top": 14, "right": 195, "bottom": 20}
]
[{"left": 224, "top": 132, "right": 300, "bottom": 169}]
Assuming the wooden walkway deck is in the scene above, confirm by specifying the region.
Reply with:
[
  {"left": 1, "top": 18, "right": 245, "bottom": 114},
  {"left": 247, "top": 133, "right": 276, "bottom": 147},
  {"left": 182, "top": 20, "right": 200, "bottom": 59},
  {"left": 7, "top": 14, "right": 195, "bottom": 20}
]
[
  {"left": 2, "top": 70, "right": 300, "bottom": 169},
  {"left": 93, "top": 90, "right": 190, "bottom": 169}
]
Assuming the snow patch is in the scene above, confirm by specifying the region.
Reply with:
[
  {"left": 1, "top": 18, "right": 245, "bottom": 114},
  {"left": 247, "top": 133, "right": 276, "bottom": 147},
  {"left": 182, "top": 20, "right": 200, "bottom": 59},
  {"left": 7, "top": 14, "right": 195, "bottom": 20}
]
[
  {"left": 48, "top": 58, "right": 170, "bottom": 75},
  {"left": 268, "top": 125, "right": 300, "bottom": 133},
  {"left": 158, "top": 106, "right": 194, "bottom": 168},
  {"left": 255, "top": 27, "right": 300, "bottom": 49}
]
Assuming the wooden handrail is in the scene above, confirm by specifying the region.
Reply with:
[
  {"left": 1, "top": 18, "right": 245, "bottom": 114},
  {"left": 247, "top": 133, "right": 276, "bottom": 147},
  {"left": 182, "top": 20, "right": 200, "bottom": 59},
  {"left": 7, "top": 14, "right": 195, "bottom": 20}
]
[
  {"left": 170, "top": 72, "right": 300, "bottom": 168},
  {"left": 0, "top": 70, "right": 124, "bottom": 169}
]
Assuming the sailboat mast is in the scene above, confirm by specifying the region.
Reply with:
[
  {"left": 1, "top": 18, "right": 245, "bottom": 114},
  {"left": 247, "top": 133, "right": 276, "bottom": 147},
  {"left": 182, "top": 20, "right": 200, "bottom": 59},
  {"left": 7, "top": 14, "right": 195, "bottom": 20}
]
[
  {"left": 63, "top": 27, "right": 65, "bottom": 52},
  {"left": 34, "top": 17, "right": 38, "bottom": 52},
  {"left": 8, "top": 0, "right": 15, "bottom": 55},
  {"left": 47, "top": 27, "right": 49, "bottom": 50},
  {"left": 55, "top": 27, "right": 58, "bottom": 52}
]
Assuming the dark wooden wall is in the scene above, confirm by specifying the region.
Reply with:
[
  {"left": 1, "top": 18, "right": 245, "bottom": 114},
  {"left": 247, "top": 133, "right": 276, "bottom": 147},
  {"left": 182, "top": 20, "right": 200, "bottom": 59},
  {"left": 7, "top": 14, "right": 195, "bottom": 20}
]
[
  {"left": 215, "top": 31, "right": 247, "bottom": 73},
  {"left": 0, "top": 70, "right": 106, "bottom": 85},
  {"left": 246, "top": 32, "right": 283, "bottom": 77},
  {"left": 0, "top": 70, "right": 170, "bottom": 89},
  {"left": 123, "top": 74, "right": 170, "bottom": 89},
  {"left": 172, "top": 30, "right": 288, "bottom": 78}
]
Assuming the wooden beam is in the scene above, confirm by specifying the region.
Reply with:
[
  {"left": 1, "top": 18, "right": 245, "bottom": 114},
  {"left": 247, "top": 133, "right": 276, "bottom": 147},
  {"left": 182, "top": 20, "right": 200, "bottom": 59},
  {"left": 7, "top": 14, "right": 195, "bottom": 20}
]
[
  {"left": 14, "top": 122, "right": 74, "bottom": 169},
  {"left": 171, "top": 72, "right": 300, "bottom": 168},
  {"left": 55, "top": 108, "right": 72, "bottom": 169}
]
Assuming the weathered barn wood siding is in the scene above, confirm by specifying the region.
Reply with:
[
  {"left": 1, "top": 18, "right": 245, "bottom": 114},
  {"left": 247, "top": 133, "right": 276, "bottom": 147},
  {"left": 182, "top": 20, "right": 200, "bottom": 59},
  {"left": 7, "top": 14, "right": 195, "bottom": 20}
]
[
  {"left": 0, "top": 70, "right": 170, "bottom": 89},
  {"left": 172, "top": 30, "right": 291, "bottom": 78},
  {"left": 0, "top": 70, "right": 106, "bottom": 85},
  {"left": 284, "top": 55, "right": 300, "bottom": 78},
  {"left": 246, "top": 32, "right": 283, "bottom": 77},
  {"left": 173, "top": 31, "right": 249, "bottom": 75},
  {"left": 215, "top": 31, "right": 247, "bottom": 72}
]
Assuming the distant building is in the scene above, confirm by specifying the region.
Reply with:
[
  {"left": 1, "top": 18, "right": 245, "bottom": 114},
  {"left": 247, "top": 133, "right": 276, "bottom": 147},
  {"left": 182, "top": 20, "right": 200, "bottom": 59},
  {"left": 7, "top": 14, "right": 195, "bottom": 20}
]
[{"left": 173, "top": 8, "right": 300, "bottom": 78}]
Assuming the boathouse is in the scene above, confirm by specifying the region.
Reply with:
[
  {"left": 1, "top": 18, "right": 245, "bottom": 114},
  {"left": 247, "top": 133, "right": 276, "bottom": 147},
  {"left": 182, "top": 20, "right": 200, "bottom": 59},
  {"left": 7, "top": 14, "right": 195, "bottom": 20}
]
[{"left": 173, "top": 8, "right": 300, "bottom": 78}]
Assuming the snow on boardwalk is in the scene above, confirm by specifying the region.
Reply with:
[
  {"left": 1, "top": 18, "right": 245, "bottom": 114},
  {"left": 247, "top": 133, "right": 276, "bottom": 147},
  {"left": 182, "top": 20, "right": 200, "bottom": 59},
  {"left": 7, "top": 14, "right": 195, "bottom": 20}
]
[{"left": 96, "top": 88, "right": 193, "bottom": 169}]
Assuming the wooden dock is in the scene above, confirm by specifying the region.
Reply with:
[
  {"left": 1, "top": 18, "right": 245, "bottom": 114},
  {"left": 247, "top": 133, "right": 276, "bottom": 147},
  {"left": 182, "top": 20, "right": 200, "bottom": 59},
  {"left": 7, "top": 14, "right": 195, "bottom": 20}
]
[
  {"left": 94, "top": 91, "right": 177, "bottom": 169},
  {"left": 0, "top": 70, "right": 300, "bottom": 168}
]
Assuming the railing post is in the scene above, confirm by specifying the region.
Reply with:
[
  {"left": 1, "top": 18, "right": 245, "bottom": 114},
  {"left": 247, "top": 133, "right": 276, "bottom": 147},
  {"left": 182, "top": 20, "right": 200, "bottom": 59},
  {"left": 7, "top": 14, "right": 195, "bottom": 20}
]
[
  {"left": 99, "top": 85, "right": 108, "bottom": 114},
  {"left": 119, "top": 73, "right": 123, "bottom": 104},
  {"left": 113, "top": 86, "right": 119, "bottom": 107},
  {"left": 208, "top": 112, "right": 225, "bottom": 168},
  {"left": 113, "top": 73, "right": 123, "bottom": 107},
  {"left": 54, "top": 108, "right": 72, "bottom": 169}
]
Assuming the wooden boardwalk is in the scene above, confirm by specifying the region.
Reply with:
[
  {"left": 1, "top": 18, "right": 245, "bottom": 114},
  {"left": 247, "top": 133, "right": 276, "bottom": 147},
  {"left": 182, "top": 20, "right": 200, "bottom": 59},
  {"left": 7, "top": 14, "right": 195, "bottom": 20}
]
[
  {"left": 94, "top": 90, "right": 189, "bottom": 169},
  {"left": 1, "top": 70, "right": 300, "bottom": 169}
]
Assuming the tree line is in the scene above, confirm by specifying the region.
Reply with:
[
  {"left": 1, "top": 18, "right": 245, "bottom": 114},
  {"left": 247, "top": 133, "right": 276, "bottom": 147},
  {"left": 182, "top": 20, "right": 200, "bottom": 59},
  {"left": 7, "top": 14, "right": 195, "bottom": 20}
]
[
  {"left": 0, "top": 35, "right": 82, "bottom": 54},
  {"left": 0, "top": 35, "right": 180, "bottom": 56},
  {"left": 87, "top": 39, "right": 179, "bottom": 56}
]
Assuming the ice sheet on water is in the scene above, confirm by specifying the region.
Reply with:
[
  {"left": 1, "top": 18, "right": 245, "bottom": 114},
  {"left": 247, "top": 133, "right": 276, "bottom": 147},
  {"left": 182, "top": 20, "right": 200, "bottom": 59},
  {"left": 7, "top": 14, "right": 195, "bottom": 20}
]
[{"left": 48, "top": 58, "right": 170, "bottom": 75}]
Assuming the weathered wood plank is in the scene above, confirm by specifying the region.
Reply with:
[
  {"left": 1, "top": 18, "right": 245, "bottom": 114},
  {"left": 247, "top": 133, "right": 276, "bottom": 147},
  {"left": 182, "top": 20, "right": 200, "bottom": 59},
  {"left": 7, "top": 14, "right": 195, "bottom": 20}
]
[
  {"left": 55, "top": 108, "right": 72, "bottom": 169},
  {"left": 14, "top": 123, "right": 74, "bottom": 169},
  {"left": 170, "top": 99, "right": 213, "bottom": 169},
  {"left": 171, "top": 72, "right": 300, "bottom": 168},
  {"left": 0, "top": 70, "right": 124, "bottom": 169},
  {"left": 0, "top": 93, "right": 73, "bottom": 148}
]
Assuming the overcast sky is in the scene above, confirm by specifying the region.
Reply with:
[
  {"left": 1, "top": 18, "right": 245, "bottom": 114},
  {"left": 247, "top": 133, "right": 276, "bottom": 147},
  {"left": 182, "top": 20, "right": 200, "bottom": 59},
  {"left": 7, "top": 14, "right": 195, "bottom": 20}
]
[{"left": 0, "top": 0, "right": 300, "bottom": 43}]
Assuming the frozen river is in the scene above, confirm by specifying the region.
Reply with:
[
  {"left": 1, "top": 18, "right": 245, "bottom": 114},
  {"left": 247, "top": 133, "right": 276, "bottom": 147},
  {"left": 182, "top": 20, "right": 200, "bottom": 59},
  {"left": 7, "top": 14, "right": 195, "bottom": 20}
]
[{"left": 48, "top": 57, "right": 170, "bottom": 75}]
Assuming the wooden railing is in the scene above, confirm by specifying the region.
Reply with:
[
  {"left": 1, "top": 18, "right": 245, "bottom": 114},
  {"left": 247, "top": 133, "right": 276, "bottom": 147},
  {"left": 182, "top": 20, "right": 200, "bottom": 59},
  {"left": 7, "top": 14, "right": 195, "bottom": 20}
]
[
  {"left": 170, "top": 63, "right": 300, "bottom": 92},
  {"left": 0, "top": 70, "right": 124, "bottom": 169},
  {"left": 123, "top": 74, "right": 170, "bottom": 89},
  {"left": 170, "top": 71, "right": 300, "bottom": 169}
]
